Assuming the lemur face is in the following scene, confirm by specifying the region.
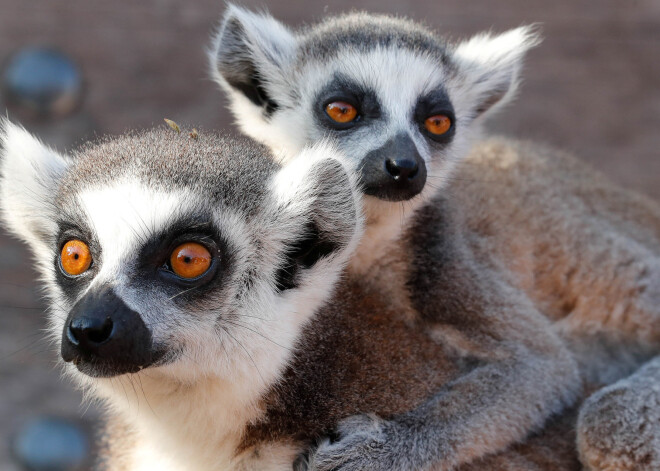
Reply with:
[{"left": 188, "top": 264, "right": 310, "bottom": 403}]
[
  {"left": 0, "top": 122, "right": 361, "bottom": 386},
  {"left": 212, "top": 7, "right": 538, "bottom": 209}
]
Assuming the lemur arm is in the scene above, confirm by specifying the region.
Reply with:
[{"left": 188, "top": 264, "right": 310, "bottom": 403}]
[
  {"left": 299, "top": 403, "right": 583, "bottom": 471},
  {"left": 304, "top": 256, "right": 582, "bottom": 471},
  {"left": 304, "top": 352, "right": 579, "bottom": 470}
]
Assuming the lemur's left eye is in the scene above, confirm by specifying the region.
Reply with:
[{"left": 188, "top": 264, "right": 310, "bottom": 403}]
[
  {"left": 325, "top": 101, "right": 358, "bottom": 123},
  {"left": 60, "top": 240, "right": 92, "bottom": 276},
  {"left": 424, "top": 114, "right": 452, "bottom": 135},
  {"left": 170, "top": 242, "right": 212, "bottom": 279}
]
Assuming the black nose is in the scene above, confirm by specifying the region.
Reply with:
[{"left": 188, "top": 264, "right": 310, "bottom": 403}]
[
  {"left": 61, "top": 287, "right": 158, "bottom": 377},
  {"left": 385, "top": 158, "right": 419, "bottom": 181},
  {"left": 359, "top": 133, "right": 427, "bottom": 202},
  {"left": 67, "top": 316, "right": 114, "bottom": 349}
]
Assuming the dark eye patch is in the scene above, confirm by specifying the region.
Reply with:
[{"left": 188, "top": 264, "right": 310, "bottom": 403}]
[
  {"left": 314, "top": 74, "right": 382, "bottom": 131},
  {"left": 414, "top": 88, "right": 456, "bottom": 144},
  {"left": 133, "top": 216, "right": 231, "bottom": 300}
]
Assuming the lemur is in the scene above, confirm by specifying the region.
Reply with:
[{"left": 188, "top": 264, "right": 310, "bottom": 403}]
[
  {"left": 210, "top": 7, "right": 660, "bottom": 470},
  {"left": 0, "top": 122, "right": 584, "bottom": 471},
  {"left": 0, "top": 122, "right": 363, "bottom": 470}
]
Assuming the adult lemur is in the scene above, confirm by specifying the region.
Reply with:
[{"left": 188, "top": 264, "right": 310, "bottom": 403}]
[
  {"left": 0, "top": 122, "right": 361, "bottom": 470},
  {"left": 1, "top": 122, "right": 585, "bottom": 471},
  {"left": 211, "top": 7, "right": 660, "bottom": 470}
]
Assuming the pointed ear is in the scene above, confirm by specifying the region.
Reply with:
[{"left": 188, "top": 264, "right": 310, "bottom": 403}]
[
  {"left": 452, "top": 25, "right": 541, "bottom": 118},
  {"left": 209, "top": 4, "right": 297, "bottom": 114},
  {"left": 0, "top": 120, "right": 69, "bottom": 251},
  {"left": 269, "top": 142, "right": 363, "bottom": 291}
]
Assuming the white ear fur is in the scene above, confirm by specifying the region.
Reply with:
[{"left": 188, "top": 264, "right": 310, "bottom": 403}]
[
  {"left": 271, "top": 141, "right": 363, "bottom": 260},
  {"left": 271, "top": 140, "right": 356, "bottom": 214},
  {"left": 209, "top": 4, "right": 296, "bottom": 102},
  {"left": 0, "top": 120, "right": 69, "bottom": 251},
  {"left": 452, "top": 25, "right": 541, "bottom": 118}
]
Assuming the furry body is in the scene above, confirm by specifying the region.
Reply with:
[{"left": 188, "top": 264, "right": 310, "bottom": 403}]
[
  {"left": 211, "top": 8, "right": 660, "bottom": 470},
  {"left": 243, "top": 138, "right": 660, "bottom": 470}
]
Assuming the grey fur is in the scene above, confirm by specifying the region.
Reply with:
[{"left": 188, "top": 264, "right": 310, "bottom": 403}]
[
  {"left": 281, "top": 12, "right": 451, "bottom": 66},
  {"left": 60, "top": 129, "right": 279, "bottom": 216}
]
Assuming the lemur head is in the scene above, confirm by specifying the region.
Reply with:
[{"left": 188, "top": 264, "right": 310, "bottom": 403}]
[
  {"left": 0, "top": 121, "right": 361, "bottom": 393},
  {"left": 210, "top": 7, "right": 538, "bottom": 233}
]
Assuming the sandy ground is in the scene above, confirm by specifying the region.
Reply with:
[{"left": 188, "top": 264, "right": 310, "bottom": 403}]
[{"left": 0, "top": 0, "right": 658, "bottom": 469}]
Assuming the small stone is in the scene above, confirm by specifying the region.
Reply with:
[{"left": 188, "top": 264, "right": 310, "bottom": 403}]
[
  {"left": 2, "top": 47, "right": 82, "bottom": 119},
  {"left": 12, "top": 417, "right": 89, "bottom": 471}
]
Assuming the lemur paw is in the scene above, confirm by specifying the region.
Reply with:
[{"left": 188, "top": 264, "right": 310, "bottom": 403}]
[
  {"left": 302, "top": 414, "right": 406, "bottom": 471},
  {"left": 577, "top": 368, "right": 660, "bottom": 471}
]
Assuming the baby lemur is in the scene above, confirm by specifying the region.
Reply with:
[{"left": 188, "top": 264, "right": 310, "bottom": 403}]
[
  {"left": 211, "top": 7, "right": 660, "bottom": 470},
  {"left": 1, "top": 122, "right": 584, "bottom": 471}
]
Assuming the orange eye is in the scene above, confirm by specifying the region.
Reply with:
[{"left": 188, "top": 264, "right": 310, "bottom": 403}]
[
  {"left": 170, "top": 242, "right": 212, "bottom": 279},
  {"left": 424, "top": 115, "right": 452, "bottom": 135},
  {"left": 325, "top": 101, "right": 358, "bottom": 123},
  {"left": 61, "top": 240, "right": 92, "bottom": 276}
]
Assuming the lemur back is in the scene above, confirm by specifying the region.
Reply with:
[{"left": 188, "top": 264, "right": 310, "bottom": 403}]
[
  {"left": 455, "top": 139, "right": 660, "bottom": 356},
  {"left": 211, "top": 7, "right": 660, "bottom": 471}
]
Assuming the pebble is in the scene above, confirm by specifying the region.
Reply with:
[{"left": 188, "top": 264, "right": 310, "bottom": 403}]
[
  {"left": 12, "top": 417, "right": 89, "bottom": 471},
  {"left": 2, "top": 47, "right": 82, "bottom": 119}
]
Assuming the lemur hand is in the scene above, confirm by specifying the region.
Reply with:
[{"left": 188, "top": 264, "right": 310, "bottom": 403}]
[{"left": 301, "top": 414, "right": 409, "bottom": 471}]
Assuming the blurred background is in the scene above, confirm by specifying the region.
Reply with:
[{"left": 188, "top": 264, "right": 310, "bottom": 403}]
[{"left": 0, "top": 0, "right": 658, "bottom": 469}]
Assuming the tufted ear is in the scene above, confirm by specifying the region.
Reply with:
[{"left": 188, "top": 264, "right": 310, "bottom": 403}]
[
  {"left": 0, "top": 120, "right": 69, "bottom": 252},
  {"left": 269, "top": 141, "right": 363, "bottom": 291},
  {"left": 209, "top": 4, "right": 297, "bottom": 115},
  {"left": 452, "top": 26, "right": 541, "bottom": 118}
]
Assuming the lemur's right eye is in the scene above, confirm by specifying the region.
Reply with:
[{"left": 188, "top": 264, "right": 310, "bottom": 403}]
[
  {"left": 325, "top": 101, "right": 358, "bottom": 123},
  {"left": 170, "top": 242, "right": 212, "bottom": 279},
  {"left": 60, "top": 240, "right": 92, "bottom": 276}
]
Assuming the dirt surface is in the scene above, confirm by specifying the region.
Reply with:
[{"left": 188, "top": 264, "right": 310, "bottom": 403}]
[{"left": 0, "top": 1, "right": 658, "bottom": 469}]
